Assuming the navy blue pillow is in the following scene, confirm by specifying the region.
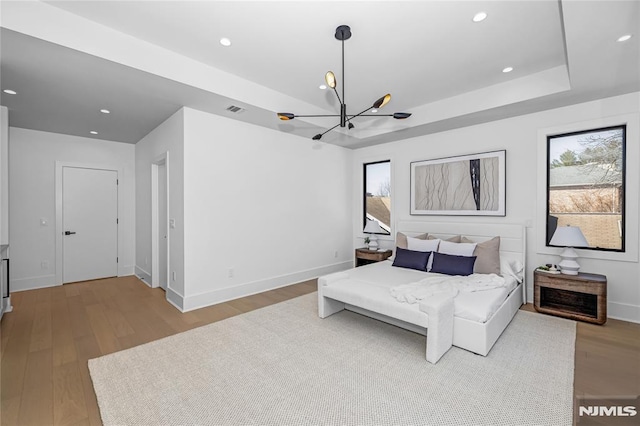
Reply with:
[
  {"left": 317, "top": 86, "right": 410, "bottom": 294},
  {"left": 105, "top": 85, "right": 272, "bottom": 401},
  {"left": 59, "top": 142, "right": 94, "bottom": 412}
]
[
  {"left": 430, "top": 252, "right": 477, "bottom": 276},
  {"left": 392, "top": 248, "right": 431, "bottom": 271}
]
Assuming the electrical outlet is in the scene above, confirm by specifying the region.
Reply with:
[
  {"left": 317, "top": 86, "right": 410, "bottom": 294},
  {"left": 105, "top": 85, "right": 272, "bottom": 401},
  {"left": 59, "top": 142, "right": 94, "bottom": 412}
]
[
  {"left": 334, "top": 250, "right": 338, "bottom": 258},
  {"left": 228, "top": 268, "right": 234, "bottom": 278}
]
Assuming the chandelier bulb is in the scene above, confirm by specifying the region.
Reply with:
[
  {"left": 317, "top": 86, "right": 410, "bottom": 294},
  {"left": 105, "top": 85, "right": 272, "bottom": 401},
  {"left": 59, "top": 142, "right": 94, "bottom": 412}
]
[{"left": 325, "top": 71, "right": 337, "bottom": 89}]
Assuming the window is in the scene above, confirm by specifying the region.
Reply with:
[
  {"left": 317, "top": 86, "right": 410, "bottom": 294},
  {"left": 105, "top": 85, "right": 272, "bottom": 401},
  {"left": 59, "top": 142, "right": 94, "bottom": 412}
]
[
  {"left": 546, "top": 125, "right": 625, "bottom": 252},
  {"left": 363, "top": 160, "right": 391, "bottom": 234}
]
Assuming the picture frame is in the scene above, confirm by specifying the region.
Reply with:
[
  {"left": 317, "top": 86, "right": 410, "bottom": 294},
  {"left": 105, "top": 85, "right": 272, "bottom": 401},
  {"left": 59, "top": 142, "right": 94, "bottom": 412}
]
[{"left": 410, "top": 150, "right": 506, "bottom": 216}]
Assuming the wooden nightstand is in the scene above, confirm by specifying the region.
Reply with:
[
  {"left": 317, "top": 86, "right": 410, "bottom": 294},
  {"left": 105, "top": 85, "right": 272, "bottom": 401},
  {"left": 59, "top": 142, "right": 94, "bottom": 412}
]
[
  {"left": 534, "top": 270, "right": 607, "bottom": 324},
  {"left": 355, "top": 248, "right": 392, "bottom": 267}
]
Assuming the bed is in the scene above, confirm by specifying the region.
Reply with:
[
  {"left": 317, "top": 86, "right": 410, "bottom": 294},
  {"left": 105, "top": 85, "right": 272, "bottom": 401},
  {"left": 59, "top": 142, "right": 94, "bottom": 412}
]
[{"left": 318, "top": 221, "right": 526, "bottom": 364}]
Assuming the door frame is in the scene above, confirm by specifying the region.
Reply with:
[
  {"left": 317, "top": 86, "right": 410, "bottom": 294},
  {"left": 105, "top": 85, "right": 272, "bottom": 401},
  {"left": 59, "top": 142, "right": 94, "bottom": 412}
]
[
  {"left": 151, "top": 153, "right": 170, "bottom": 289},
  {"left": 55, "top": 161, "right": 123, "bottom": 286}
]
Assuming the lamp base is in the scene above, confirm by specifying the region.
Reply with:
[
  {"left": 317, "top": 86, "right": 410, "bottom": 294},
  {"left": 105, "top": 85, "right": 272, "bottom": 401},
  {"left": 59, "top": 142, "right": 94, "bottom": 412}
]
[
  {"left": 368, "top": 234, "right": 379, "bottom": 251},
  {"left": 558, "top": 247, "right": 581, "bottom": 275}
]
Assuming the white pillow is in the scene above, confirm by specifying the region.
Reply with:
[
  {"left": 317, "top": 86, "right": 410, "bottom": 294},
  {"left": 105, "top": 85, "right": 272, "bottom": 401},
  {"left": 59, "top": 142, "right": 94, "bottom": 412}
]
[
  {"left": 407, "top": 236, "right": 440, "bottom": 252},
  {"left": 500, "top": 258, "right": 524, "bottom": 283},
  {"left": 438, "top": 240, "right": 477, "bottom": 256}
]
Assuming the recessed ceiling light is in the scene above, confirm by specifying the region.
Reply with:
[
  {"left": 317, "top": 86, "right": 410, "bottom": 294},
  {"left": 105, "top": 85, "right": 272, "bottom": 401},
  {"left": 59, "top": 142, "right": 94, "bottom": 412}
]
[
  {"left": 617, "top": 34, "right": 632, "bottom": 42},
  {"left": 319, "top": 84, "right": 327, "bottom": 90},
  {"left": 473, "top": 12, "right": 487, "bottom": 23},
  {"left": 100, "top": 109, "right": 110, "bottom": 114},
  {"left": 371, "top": 109, "right": 378, "bottom": 113},
  {"left": 3, "top": 89, "right": 17, "bottom": 95},
  {"left": 220, "top": 37, "right": 231, "bottom": 47},
  {"left": 90, "top": 131, "right": 98, "bottom": 135},
  {"left": 502, "top": 67, "right": 514, "bottom": 73}
]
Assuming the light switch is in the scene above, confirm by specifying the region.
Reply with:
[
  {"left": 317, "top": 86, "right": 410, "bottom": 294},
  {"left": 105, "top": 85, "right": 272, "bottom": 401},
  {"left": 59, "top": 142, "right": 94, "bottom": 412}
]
[{"left": 169, "top": 219, "right": 176, "bottom": 229}]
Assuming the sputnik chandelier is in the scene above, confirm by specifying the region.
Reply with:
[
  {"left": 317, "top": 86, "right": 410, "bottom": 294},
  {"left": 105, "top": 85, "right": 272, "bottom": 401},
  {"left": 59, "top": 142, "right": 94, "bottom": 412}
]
[{"left": 277, "top": 25, "right": 411, "bottom": 140}]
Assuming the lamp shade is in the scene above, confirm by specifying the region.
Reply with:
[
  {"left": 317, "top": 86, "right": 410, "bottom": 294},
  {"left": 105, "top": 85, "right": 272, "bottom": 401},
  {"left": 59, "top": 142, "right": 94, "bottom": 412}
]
[
  {"left": 549, "top": 225, "right": 589, "bottom": 247},
  {"left": 363, "top": 220, "right": 384, "bottom": 234}
]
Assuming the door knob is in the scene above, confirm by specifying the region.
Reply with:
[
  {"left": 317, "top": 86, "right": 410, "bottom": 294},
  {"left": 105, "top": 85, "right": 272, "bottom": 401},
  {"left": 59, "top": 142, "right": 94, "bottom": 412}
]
[{"left": 64, "top": 231, "right": 76, "bottom": 235}]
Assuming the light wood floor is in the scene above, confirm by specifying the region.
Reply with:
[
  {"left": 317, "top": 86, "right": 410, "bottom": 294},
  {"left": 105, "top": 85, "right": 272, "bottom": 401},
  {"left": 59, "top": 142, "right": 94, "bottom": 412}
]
[{"left": 1, "top": 276, "right": 638, "bottom": 426}]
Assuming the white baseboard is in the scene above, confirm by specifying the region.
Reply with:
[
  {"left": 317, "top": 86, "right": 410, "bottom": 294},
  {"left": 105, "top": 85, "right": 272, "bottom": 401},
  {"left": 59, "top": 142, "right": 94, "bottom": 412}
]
[
  {"left": 181, "top": 261, "right": 353, "bottom": 312},
  {"left": 119, "top": 264, "right": 135, "bottom": 276},
  {"left": 166, "top": 286, "right": 184, "bottom": 311},
  {"left": 11, "top": 274, "right": 56, "bottom": 291},
  {"left": 135, "top": 266, "right": 152, "bottom": 287},
  {"left": 608, "top": 301, "right": 640, "bottom": 324}
]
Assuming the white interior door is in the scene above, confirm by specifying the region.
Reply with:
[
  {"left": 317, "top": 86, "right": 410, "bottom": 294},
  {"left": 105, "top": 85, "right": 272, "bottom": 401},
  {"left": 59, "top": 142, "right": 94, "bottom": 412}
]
[
  {"left": 63, "top": 167, "right": 118, "bottom": 283},
  {"left": 158, "top": 163, "right": 168, "bottom": 290}
]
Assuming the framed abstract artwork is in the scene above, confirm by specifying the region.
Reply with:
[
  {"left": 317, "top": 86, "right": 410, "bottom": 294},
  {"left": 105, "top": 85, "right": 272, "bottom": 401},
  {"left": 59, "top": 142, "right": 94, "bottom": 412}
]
[{"left": 410, "top": 150, "right": 506, "bottom": 216}]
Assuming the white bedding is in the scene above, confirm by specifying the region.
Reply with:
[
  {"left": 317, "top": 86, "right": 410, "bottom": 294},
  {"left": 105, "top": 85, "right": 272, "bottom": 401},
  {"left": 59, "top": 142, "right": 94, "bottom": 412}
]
[{"left": 321, "top": 260, "right": 517, "bottom": 323}]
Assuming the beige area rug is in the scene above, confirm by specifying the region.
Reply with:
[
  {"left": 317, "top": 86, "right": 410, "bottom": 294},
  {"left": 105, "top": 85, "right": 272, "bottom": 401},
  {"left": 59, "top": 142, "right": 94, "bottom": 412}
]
[{"left": 89, "top": 293, "right": 576, "bottom": 426}]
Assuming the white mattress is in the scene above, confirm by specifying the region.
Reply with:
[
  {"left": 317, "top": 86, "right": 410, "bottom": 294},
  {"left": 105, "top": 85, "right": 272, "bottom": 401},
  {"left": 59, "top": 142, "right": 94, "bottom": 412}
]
[{"left": 321, "top": 260, "right": 517, "bottom": 324}]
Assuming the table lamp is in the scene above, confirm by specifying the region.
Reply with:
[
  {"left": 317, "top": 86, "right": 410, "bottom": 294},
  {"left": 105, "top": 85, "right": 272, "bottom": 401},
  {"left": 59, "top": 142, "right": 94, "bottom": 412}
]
[
  {"left": 363, "top": 220, "right": 384, "bottom": 250},
  {"left": 549, "top": 225, "right": 589, "bottom": 275}
]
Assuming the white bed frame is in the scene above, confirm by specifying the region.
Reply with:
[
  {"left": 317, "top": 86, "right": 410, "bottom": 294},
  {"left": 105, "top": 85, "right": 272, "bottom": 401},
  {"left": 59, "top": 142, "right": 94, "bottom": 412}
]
[{"left": 318, "top": 221, "right": 526, "bottom": 362}]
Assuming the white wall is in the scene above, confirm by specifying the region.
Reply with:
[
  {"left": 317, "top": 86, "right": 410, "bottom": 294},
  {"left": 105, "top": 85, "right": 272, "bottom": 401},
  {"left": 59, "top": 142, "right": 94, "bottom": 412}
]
[
  {"left": 135, "top": 109, "right": 185, "bottom": 308},
  {"left": 351, "top": 92, "right": 640, "bottom": 323},
  {"left": 9, "top": 127, "right": 136, "bottom": 291},
  {"left": 181, "top": 108, "right": 353, "bottom": 311}
]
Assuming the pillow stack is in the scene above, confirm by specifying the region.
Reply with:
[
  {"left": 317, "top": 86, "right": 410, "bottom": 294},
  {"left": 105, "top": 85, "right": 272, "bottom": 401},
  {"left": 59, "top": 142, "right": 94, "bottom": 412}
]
[{"left": 392, "top": 232, "right": 501, "bottom": 277}]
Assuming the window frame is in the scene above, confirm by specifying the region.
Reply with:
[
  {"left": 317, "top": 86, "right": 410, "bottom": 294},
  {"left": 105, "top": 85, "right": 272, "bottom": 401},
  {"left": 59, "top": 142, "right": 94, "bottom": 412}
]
[
  {"left": 545, "top": 124, "right": 626, "bottom": 253},
  {"left": 363, "top": 159, "right": 391, "bottom": 235}
]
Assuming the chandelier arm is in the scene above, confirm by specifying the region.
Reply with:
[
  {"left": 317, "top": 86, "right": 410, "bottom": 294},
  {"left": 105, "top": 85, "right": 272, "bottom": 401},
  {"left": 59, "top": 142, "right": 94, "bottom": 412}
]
[
  {"left": 345, "top": 106, "right": 374, "bottom": 122},
  {"left": 317, "top": 122, "right": 343, "bottom": 138},
  {"left": 293, "top": 114, "right": 341, "bottom": 118},
  {"left": 331, "top": 87, "right": 343, "bottom": 105},
  {"left": 357, "top": 114, "right": 394, "bottom": 117}
]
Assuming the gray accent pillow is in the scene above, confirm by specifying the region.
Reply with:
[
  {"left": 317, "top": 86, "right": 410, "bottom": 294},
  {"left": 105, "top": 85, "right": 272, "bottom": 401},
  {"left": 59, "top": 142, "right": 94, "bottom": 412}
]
[{"left": 461, "top": 236, "right": 501, "bottom": 275}]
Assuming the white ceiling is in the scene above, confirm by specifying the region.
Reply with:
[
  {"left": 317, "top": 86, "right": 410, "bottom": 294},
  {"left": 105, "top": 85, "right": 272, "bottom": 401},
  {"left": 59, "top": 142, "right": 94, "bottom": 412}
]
[{"left": 1, "top": 1, "right": 638, "bottom": 148}]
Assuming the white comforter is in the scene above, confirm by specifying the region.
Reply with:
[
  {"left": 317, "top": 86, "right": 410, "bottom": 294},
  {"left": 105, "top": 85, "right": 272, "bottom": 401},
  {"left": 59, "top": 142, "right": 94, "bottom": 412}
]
[{"left": 390, "top": 273, "right": 508, "bottom": 304}]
